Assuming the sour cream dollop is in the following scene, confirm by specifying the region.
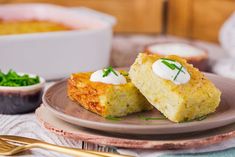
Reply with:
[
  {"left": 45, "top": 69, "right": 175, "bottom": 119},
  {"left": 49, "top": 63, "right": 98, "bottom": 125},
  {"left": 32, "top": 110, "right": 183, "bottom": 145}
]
[
  {"left": 152, "top": 59, "right": 190, "bottom": 85},
  {"left": 90, "top": 69, "right": 127, "bottom": 85}
]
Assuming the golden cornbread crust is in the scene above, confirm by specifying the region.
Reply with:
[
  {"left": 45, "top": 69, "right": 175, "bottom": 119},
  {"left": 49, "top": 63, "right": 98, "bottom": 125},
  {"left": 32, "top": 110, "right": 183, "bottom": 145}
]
[
  {"left": 68, "top": 72, "right": 107, "bottom": 116},
  {"left": 129, "top": 53, "right": 221, "bottom": 122},
  {"left": 0, "top": 20, "right": 72, "bottom": 35},
  {"left": 68, "top": 71, "right": 152, "bottom": 117}
]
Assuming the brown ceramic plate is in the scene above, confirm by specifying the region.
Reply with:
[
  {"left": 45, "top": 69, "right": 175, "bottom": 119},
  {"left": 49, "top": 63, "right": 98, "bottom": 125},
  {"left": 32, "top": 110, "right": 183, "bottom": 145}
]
[
  {"left": 43, "top": 73, "right": 235, "bottom": 135},
  {"left": 36, "top": 105, "right": 235, "bottom": 149}
]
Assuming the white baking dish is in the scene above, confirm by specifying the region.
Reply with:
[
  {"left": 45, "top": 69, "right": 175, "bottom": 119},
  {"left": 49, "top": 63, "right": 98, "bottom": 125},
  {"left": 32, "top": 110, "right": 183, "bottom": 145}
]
[{"left": 0, "top": 4, "right": 116, "bottom": 80}]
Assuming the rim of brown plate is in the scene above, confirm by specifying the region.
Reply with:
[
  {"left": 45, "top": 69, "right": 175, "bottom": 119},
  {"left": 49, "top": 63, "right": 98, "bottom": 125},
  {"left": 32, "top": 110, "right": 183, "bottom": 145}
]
[{"left": 36, "top": 105, "right": 235, "bottom": 149}]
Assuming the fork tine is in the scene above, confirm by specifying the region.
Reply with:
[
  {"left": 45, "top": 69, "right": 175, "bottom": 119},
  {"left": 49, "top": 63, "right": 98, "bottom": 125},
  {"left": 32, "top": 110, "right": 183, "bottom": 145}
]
[
  {"left": 0, "top": 139, "right": 17, "bottom": 150},
  {"left": 1, "top": 144, "right": 14, "bottom": 149},
  {"left": 0, "top": 139, "right": 15, "bottom": 147}
]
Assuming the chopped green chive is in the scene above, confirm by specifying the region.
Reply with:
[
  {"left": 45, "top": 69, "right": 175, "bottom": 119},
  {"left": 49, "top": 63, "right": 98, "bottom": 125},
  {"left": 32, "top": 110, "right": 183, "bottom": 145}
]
[
  {"left": 160, "top": 58, "right": 176, "bottom": 62},
  {"left": 160, "top": 58, "right": 186, "bottom": 81},
  {"left": 105, "top": 115, "right": 122, "bottom": 121},
  {"left": 0, "top": 69, "right": 40, "bottom": 87},
  {"left": 138, "top": 115, "right": 166, "bottom": 121},
  {"left": 161, "top": 60, "right": 185, "bottom": 74},
  {"left": 195, "top": 115, "right": 207, "bottom": 121},
  {"left": 182, "top": 115, "right": 207, "bottom": 123},
  {"left": 102, "top": 66, "right": 118, "bottom": 77},
  {"left": 173, "top": 65, "right": 185, "bottom": 74},
  {"left": 174, "top": 65, "right": 183, "bottom": 81},
  {"left": 161, "top": 60, "right": 176, "bottom": 70}
]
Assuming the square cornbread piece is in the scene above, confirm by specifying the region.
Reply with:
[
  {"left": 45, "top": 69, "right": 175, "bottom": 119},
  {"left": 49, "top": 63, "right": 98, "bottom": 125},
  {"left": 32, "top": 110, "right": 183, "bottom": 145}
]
[
  {"left": 129, "top": 53, "right": 221, "bottom": 122},
  {"left": 68, "top": 71, "right": 153, "bottom": 117}
]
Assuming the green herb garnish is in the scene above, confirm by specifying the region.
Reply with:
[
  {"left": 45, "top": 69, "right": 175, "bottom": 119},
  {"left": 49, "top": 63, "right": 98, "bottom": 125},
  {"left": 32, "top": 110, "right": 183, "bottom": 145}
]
[
  {"left": 160, "top": 58, "right": 186, "bottom": 81},
  {"left": 195, "top": 115, "right": 207, "bottom": 121},
  {"left": 161, "top": 60, "right": 185, "bottom": 73},
  {"left": 161, "top": 60, "right": 176, "bottom": 70},
  {"left": 174, "top": 65, "right": 183, "bottom": 81},
  {"left": 102, "top": 66, "right": 118, "bottom": 77},
  {"left": 182, "top": 115, "right": 207, "bottom": 123},
  {"left": 161, "top": 58, "right": 176, "bottom": 62},
  {"left": 0, "top": 70, "right": 40, "bottom": 87},
  {"left": 138, "top": 115, "right": 166, "bottom": 121},
  {"left": 105, "top": 115, "right": 122, "bottom": 121}
]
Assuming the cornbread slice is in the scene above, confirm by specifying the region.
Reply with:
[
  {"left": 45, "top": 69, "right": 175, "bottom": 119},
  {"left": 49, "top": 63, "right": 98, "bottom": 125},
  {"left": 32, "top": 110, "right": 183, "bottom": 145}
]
[
  {"left": 129, "top": 53, "right": 221, "bottom": 122},
  {"left": 68, "top": 71, "right": 153, "bottom": 117}
]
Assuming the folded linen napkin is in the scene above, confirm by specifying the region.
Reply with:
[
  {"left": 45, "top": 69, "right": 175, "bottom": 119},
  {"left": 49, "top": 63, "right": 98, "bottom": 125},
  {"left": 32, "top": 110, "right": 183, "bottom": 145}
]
[{"left": 117, "top": 138, "right": 235, "bottom": 157}]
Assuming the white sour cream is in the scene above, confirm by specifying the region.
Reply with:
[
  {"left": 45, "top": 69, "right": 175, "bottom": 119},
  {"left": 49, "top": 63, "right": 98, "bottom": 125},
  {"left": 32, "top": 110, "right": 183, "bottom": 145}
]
[
  {"left": 152, "top": 59, "right": 190, "bottom": 85},
  {"left": 148, "top": 43, "right": 205, "bottom": 57},
  {"left": 90, "top": 69, "right": 127, "bottom": 85}
]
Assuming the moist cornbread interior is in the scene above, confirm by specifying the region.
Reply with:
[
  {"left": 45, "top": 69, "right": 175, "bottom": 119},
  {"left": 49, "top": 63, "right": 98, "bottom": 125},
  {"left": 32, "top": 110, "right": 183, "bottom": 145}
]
[
  {"left": 68, "top": 71, "right": 153, "bottom": 117},
  {"left": 129, "top": 53, "right": 221, "bottom": 122}
]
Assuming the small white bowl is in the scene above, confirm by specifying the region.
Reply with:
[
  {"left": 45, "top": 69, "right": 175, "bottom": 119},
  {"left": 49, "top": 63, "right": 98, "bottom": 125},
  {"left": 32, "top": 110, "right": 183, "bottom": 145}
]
[
  {"left": 0, "top": 73, "right": 45, "bottom": 114},
  {"left": 145, "top": 42, "right": 209, "bottom": 71}
]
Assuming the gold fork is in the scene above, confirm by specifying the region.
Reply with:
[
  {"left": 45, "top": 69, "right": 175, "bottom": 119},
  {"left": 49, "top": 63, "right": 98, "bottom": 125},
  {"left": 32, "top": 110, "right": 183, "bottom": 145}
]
[
  {"left": 0, "top": 136, "right": 132, "bottom": 157},
  {"left": 0, "top": 138, "right": 106, "bottom": 157}
]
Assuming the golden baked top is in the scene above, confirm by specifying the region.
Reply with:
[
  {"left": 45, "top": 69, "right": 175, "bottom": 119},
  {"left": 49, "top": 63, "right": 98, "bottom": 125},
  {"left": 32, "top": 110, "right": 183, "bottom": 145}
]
[{"left": 0, "top": 20, "right": 72, "bottom": 35}]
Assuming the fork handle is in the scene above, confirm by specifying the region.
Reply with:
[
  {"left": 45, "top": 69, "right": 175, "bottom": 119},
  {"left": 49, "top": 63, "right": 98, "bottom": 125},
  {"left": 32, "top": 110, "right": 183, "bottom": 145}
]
[
  {"left": 29, "top": 143, "right": 106, "bottom": 157},
  {"left": 29, "top": 143, "right": 131, "bottom": 157}
]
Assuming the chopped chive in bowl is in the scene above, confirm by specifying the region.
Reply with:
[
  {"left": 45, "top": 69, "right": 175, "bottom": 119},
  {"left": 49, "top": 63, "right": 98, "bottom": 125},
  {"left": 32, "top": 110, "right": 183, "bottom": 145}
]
[{"left": 0, "top": 70, "right": 40, "bottom": 87}]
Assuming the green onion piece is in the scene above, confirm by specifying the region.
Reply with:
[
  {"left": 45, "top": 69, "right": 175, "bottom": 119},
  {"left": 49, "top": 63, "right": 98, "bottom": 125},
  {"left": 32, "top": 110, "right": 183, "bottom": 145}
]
[
  {"left": 174, "top": 65, "right": 183, "bottom": 81},
  {"left": 105, "top": 115, "right": 122, "bottom": 121},
  {"left": 182, "top": 115, "right": 207, "bottom": 123},
  {"left": 102, "top": 66, "right": 118, "bottom": 77},
  {"left": 161, "top": 59, "right": 185, "bottom": 74},
  {"left": 162, "top": 61, "right": 185, "bottom": 73},
  {"left": 161, "top": 60, "right": 176, "bottom": 70},
  {"left": 102, "top": 69, "right": 107, "bottom": 77},
  {"left": 160, "top": 58, "right": 176, "bottom": 62},
  {"left": 195, "top": 115, "right": 207, "bottom": 121},
  {"left": 138, "top": 115, "right": 166, "bottom": 121},
  {"left": 172, "top": 64, "right": 185, "bottom": 74},
  {"left": 109, "top": 67, "right": 118, "bottom": 76}
]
